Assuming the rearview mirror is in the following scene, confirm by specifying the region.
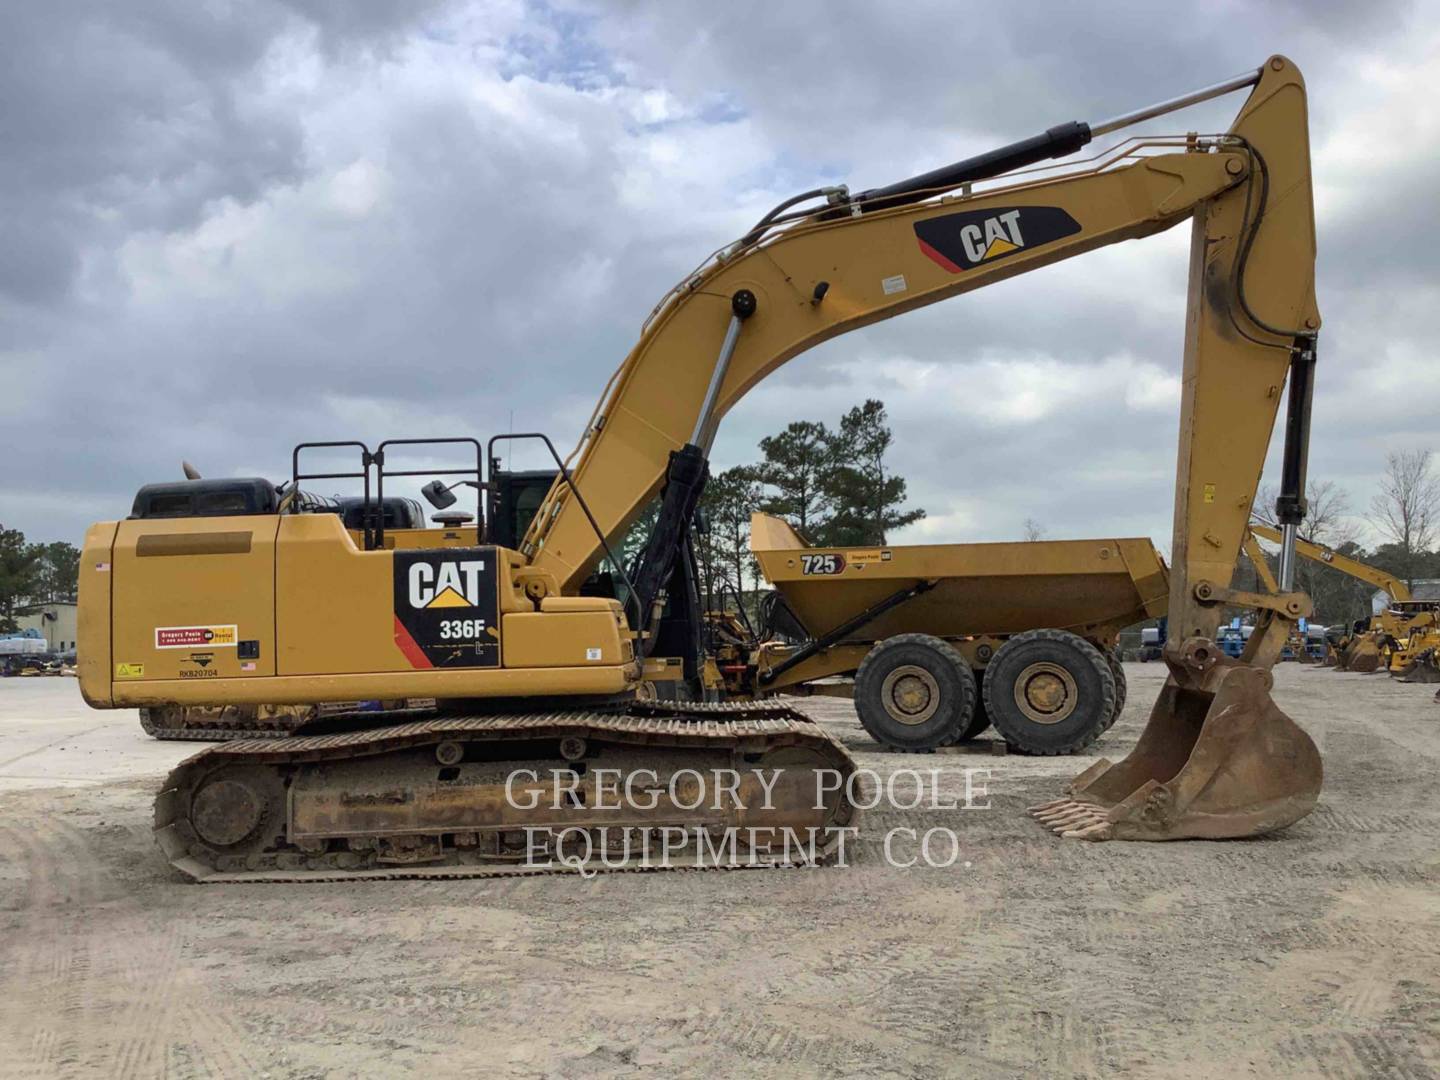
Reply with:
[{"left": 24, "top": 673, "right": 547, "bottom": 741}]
[{"left": 421, "top": 479, "right": 457, "bottom": 509}]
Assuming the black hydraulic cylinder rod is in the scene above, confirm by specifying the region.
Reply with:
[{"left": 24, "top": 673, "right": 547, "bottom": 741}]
[
  {"left": 630, "top": 443, "right": 709, "bottom": 652},
  {"left": 759, "top": 580, "right": 936, "bottom": 686},
  {"left": 1274, "top": 338, "right": 1317, "bottom": 528},
  {"left": 1274, "top": 337, "right": 1317, "bottom": 591},
  {"left": 856, "top": 122, "right": 1091, "bottom": 214}
]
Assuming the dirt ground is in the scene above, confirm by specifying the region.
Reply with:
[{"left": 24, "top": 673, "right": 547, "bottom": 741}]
[{"left": 0, "top": 667, "right": 1436, "bottom": 1079}]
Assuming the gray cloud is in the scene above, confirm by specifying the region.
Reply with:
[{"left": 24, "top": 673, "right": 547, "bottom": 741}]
[
  {"left": 0, "top": 3, "right": 297, "bottom": 312},
  {"left": 1, "top": 0, "right": 1435, "bottom": 563}
]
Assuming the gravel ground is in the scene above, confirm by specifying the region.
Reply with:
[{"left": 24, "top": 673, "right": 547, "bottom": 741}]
[{"left": 0, "top": 666, "right": 1436, "bottom": 1079}]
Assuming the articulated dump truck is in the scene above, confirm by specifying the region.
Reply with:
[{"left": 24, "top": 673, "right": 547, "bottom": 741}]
[{"left": 728, "top": 514, "right": 1168, "bottom": 754}]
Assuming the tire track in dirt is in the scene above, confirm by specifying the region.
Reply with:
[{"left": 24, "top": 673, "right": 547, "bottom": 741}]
[
  {"left": 0, "top": 795, "right": 267, "bottom": 1079},
  {"left": 106, "top": 921, "right": 189, "bottom": 1080},
  {"left": 1278, "top": 1028, "right": 1440, "bottom": 1080},
  {"left": 0, "top": 814, "right": 108, "bottom": 1078},
  {"left": 166, "top": 999, "right": 265, "bottom": 1078},
  {"left": 1308, "top": 804, "right": 1440, "bottom": 834}
]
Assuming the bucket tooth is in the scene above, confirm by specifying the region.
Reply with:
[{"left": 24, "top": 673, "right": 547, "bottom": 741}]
[
  {"left": 1033, "top": 638, "right": 1322, "bottom": 842},
  {"left": 1027, "top": 798, "right": 1113, "bottom": 839}
]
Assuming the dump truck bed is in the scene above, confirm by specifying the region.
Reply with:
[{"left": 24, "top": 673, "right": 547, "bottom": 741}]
[{"left": 750, "top": 513, "right": 1168, "bottom": 650}]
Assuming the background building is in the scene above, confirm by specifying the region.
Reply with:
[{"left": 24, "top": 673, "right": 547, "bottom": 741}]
[
  {"left": 1373, "top": 581, "right": 1440, "bottom": 615},
  {"left": 15, "top": 602, "right": 78, "bottom": 654}
]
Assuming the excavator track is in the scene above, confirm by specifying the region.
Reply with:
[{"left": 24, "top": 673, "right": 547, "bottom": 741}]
[
  {"left": 141, "top": 709, "right": 309, "bottom": 742},
  {"left": 155, "top": 700, "right": 860, "bottom": 883},
  {"left": 139, "top": 701, "right": 435, "bottom": 741}
]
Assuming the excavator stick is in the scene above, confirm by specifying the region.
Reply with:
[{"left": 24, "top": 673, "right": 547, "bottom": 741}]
[
  {"left": 1031, "top": 638, "right": 1322, "bottom": 840},
  {"left": 1032, "top": 56, "right": 1325, "bottom": 842}
]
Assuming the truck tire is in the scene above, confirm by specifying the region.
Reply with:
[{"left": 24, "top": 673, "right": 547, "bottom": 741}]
[
  {"left": 855, "top": 634, "right": 977, "bottom": 751},
  {"left": 952, "top": 691, "right": 992, "bottom": 743},
  {"left": 983, "top": 629, "right": 1116, "bottom": 756},
  {"left": 1103, "top": 648, "right": 1127, "bottom": 730}
]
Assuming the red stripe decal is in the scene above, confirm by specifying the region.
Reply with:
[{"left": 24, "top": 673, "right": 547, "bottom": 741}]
[
  {"left": 917, "top": 238, "right": 964, "bottom": 273},
  {"left": 393, "top": 616, "right": 433, "bottom": 669}
]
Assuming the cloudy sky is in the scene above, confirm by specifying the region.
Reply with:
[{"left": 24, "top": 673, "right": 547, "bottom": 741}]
[{"left": 3, "top": 0, "right": 1436, "bottom": 554}]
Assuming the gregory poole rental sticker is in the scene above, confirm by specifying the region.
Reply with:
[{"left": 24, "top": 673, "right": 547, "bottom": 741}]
[{"left": 154, "top": 624, "right": 238, "bottom": 649}]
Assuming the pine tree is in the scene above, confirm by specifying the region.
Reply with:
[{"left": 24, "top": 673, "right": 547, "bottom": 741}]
[
  {"left": 0, "top": 526, "right": 43, "bottom": 633},
  {"left": 756, "top": 421, "right": 838, "bottom": 539},
  {"left": 37, "top": 542, "right": 81, "bottom": 602},
  {"left": 821, "top": 400, "right": 924, "bottom": 545},
  {"left": 697, "top": 465, "right": 763, "bottom": 610}
]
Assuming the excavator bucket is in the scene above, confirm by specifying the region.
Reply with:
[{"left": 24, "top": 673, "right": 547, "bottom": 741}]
[
  {"left": 1030, "top": 639, "right": 1322, "bottom": 841},
  {"left": 1398, "top": 648, "right": 1440, "bottom": 684},
  {"left": 1342, "top": 637, "right": 1383, "bottom": 674}
]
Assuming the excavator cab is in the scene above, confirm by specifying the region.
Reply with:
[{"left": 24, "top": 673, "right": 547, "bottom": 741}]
[{"left": 484, "top": 468, "right": 558, "bottom": 549}]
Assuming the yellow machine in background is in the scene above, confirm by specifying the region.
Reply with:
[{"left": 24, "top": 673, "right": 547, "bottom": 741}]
[
  {"left": 1247, "top": 522, "right": 1435, "bottom": 672},
  {"left": 82, "top": 56, "right": 1327, "bottom": 876},
  {"left": 1387, "top": 628, "right": 1440, "bottom": 682}
]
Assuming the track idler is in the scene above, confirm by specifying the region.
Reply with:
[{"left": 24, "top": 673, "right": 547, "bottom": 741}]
[{"left": 1030, "top": 637, "right": 1322, "bottom": 841}]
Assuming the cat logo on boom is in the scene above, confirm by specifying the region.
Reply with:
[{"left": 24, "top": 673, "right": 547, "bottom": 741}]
[{"left": 914, "top": 205, "right": 1082, "bottom": 273}]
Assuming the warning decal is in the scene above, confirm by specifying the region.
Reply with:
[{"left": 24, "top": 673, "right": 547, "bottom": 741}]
[
  {"left": 155, "top": 625, "right": 237, "bottom": 650},
  {"left": 393, "top": 548, "right": 501, "bottom": 669}
]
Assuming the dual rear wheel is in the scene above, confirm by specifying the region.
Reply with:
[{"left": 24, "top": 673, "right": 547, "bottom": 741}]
[{"left": 854, "top": 630, "right": 1121, "bottom": 754}]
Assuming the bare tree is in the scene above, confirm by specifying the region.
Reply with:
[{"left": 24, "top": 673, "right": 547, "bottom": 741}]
[
  {"left": 1252, "top": 479, "right": 1368, "bottom": 624},
  {"left": 1299, "top": 480, "right": 1358, "bottom": 547},
  {"left": 1022, "top": 518, "right": 1047, "bottom": 542},
  {"left": 1369, "top": 449, "right": 1440, "bottom": 588},
  {"left": 1255, "top": 479, "right": 1356, "bottom": 546}
]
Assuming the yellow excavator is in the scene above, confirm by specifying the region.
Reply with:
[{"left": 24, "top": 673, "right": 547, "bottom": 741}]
[
  {"left": 1246, "top": 522, "right": 1435, "bottom": 672},
  {"left": 80, "top": 55, "right": 1325, "bottom": 875}
]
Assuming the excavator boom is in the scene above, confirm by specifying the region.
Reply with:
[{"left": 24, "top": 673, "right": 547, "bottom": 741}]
[{"left": 523, "top": 83, "right": 1311, "bottom": 592}]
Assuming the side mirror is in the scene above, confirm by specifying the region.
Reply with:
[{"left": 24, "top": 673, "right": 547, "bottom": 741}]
[{"left": 422, "top": 479, "right": 457, "bottom": 509}]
